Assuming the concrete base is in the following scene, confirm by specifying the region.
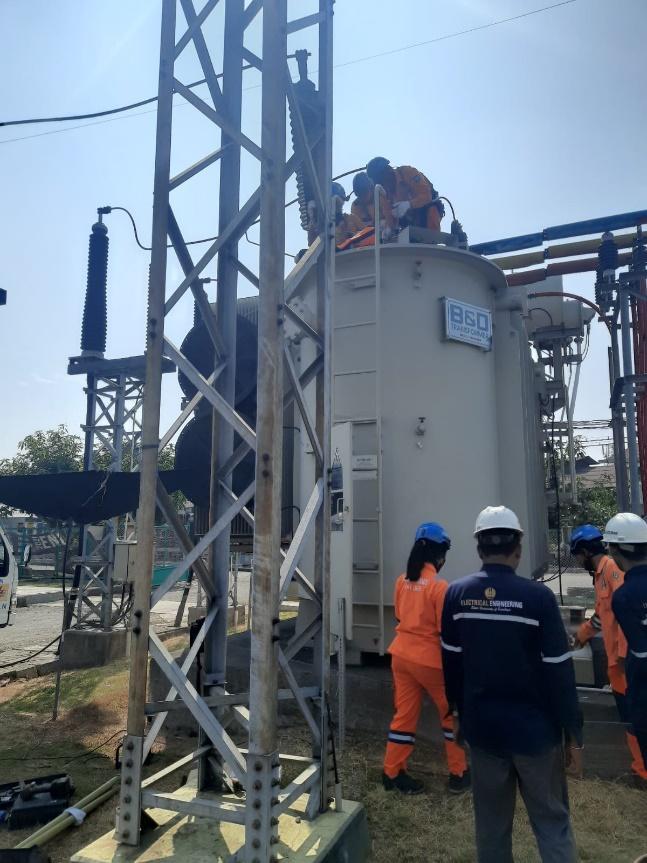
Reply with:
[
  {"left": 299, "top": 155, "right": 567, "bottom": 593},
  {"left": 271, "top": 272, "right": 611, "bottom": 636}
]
[
  {"left": 60, "top": 628, "right": 128, "bottom": 669},
  {"left": 71, "top": 786, "right": 369, "bottom": 863}
]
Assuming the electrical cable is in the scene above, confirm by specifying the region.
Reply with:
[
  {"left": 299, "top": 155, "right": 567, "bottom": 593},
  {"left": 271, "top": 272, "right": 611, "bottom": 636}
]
[
  {"left": 438, "top": 196, "right": 456, "bottom": 221},
  {"left": 528, "top": 306, "right": 554, "bottom": 326},
  {"left": 104, "top": 166, "right": 365, "bottom": 253},
  {"left": 0, "top": 634, "right": 62, "bottom": 669},
  {"left": 0, "top": 729, "right": 126, "bottom": 764},
  {"left": 0, "top": 1, "right": 579, "bottom": 144}
]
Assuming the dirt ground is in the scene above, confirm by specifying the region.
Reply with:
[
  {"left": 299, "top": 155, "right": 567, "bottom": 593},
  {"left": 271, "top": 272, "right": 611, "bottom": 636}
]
[{"left": 1, "top": 650, "right": 646, "bottom": 863}]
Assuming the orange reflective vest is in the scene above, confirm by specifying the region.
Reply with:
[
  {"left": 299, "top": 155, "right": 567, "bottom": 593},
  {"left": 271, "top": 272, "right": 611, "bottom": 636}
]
[
  {"left": 577, "top": 555, "right": 628, "bottom": 668},
  {"left": 388, "top": 563, "right": 447, "bottom": 669}
]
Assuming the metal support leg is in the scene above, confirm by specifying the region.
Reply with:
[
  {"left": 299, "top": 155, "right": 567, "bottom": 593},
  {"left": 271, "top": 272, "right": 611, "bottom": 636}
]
[
  {"left": 312, "top": 0, "right": 335, "bottom": 814},
  {"left": 199, "top": 0, "right": 244, "bottom": 794},
  {"left": 609, "top": 339, "right": 629, "bottom": 509},
  {"left": 116, "top": 0, "right": 176, "bottom": 844},
  {"left": 245, "top": 0, "right": 287, "bottom": 858},
  {"left": 621, "top": 288, "right": 642, "bottom": 513}
]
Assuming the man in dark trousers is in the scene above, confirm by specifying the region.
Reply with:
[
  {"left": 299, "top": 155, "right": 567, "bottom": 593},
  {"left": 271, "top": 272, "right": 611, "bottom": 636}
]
[
  {"left": 442, "top": 506, "right": 582, "bottom": 863},
  {"left": 605, "top": 512, "right": 647, "bottom": 775}
]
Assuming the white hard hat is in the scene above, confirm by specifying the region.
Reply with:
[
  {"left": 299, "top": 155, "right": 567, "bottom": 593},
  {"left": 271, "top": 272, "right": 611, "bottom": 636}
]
[
  {"left": 603, "top": 512, "right": 647, "bottom": 545},
  {"left": 474, "top": 506, "right": 523, "bottom": 536}
]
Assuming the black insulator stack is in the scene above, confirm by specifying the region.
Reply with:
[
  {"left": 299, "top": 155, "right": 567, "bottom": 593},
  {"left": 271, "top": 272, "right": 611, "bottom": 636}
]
[
  {"left": 81, "top": 221, "right": 109, "bottom": 355},
  {"left": 597, "top": 234, "right": 618, "bottom": 274},
  {"left": 632, "top": 228, "right": 647, "bottom": 273},
  {"left": 289, "top": 53, "right": 324, "bottom": 231}
]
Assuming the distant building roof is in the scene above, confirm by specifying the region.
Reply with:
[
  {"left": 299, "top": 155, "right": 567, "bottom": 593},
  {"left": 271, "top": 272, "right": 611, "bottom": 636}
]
[{"left": 577, "top": 462, "right": 616, "bottom": 488}]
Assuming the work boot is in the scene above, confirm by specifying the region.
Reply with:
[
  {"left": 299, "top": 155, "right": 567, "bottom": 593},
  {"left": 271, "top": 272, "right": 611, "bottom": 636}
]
[
  {"left": 382, "top": 771, "right": 424, "bottom": 795},
  {"left": 448, "top": 769, "right": 471, "bottom": 795},
  {"left": 633, "top": 774, "right": 647, "bottom": 791}
]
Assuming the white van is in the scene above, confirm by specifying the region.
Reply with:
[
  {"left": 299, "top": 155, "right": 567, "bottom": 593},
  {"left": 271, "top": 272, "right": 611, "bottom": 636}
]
[{"left": 0, "top": 524, "right": 21, "bottom": 627}]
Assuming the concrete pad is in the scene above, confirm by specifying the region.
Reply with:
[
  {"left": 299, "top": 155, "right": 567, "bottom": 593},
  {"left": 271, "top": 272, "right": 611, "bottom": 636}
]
[
  {"left": 17, "top": 589, "right": 64, "bottom": 607},
  {"left": 71, "top": 786, "right": 368, "bottom": 863},
  {"left": 60, "top": 629, "right": 128, "bottom": 669}
]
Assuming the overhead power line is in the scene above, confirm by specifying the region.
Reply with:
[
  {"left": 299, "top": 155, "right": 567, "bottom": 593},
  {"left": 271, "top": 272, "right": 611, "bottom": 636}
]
[{"left": 1, "top": 0, "right": 578, "bottom": 145}]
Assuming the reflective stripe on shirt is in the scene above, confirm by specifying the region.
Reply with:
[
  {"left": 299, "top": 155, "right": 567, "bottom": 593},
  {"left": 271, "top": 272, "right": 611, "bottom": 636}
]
[
  {"left": 441, "top": 639, "right": 462, "bottom": 653},
  {"left": 542, "top": 651, "right": 573, "bottom": 664},
  {"left": 452, "top": 611, "right": 539, "bottom": 627}
]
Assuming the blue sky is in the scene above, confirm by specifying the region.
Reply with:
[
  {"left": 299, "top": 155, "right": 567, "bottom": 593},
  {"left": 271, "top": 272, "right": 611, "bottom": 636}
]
[{"left": 1, "top": 0, "right": 646, "bottom": 460}]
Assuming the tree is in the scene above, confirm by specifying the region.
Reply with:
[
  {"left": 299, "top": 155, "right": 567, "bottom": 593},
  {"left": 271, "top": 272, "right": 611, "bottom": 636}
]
[
  {"left": 567, "top": 481, "right": 617, "bottom": 527},
  {"left": 0, "top": 425, "right": 83, "bottom": 476},
  {"left": 0, "top": 425, "right": 184, "bottom": 519}
]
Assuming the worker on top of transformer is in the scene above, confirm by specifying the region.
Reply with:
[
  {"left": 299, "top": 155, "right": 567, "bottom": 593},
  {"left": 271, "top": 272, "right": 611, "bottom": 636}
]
[
  {"left": 442, "top": 506, "right": 582, "bottom": 863},
  {"left": 331, "top": 182, "right": 366, "bottom": 248},
  {"left": 366, "top": 157, "right": 445, "bottom": 232},
  {"left": 382, "top": 522, "right": 470, "bottom": 796},
  {"left": 605, "top": 513, "right": 647, "bottom": 776},
  {"left": 350, "top": 172, "right": 395, "bottom": 238},
  {"left": 570, "top": 524, "right": 647, "bottom": 783}
]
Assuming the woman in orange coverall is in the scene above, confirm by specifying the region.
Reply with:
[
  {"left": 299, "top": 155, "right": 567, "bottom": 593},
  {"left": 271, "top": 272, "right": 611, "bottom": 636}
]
[{"left": 382, "top": 522, "right": 470, "bottom": 795}]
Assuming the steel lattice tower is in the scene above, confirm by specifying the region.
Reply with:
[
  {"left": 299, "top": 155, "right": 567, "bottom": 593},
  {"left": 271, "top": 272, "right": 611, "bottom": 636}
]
[{"left": 115, "top": 2, "right": 335, "bottom": 860}]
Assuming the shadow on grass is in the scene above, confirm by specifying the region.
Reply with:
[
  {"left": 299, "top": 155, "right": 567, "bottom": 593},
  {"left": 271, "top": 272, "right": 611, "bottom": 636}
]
[{"left": 4, "top": 662, "right": 129, "bottom": 715}]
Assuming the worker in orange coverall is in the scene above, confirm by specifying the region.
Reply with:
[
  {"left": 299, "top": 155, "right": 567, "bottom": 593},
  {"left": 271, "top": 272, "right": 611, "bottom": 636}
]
[
  {"left": 570, "top": 524, "right": 647, "bottom": 782},
  {"left": 351, "top": 172, "right": 395, "bottom": 237},
  {"left": 332, "top": 181, "right": 365, "bottom": 247},
  {"left": 382, "top": 522, "right": 470, "bottom": 795},
  {"left": 366, "top": 157, "right": 444, "bottom": 231}
]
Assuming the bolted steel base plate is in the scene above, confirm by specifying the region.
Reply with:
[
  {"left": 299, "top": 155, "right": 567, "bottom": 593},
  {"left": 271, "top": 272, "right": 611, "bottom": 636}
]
[{"left": 71, "top": 782, "right": 368, "bottom": 863}]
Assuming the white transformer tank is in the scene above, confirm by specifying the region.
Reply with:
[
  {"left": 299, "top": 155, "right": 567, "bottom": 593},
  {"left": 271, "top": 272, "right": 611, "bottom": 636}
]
[{"left": 288, "top": 242, "right": 548, "bottom": 658}]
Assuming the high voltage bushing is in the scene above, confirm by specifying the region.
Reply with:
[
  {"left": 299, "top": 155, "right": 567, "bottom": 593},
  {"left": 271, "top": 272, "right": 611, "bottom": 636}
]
[
  {"left": 595, "top": 231, "right": 618, "bottom": 311},
  {"left": 81, "top": 220, "right": 109, "bottom": 356},
  {"left": 598, "top": 231, "right": 619, "bottom": 273}
]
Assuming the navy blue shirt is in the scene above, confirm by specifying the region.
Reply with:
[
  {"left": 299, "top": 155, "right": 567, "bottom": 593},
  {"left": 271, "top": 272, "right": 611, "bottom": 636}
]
[
  {"left": 611, "top": 564, "right": 647, "bottom": 713},
  {"left": 441, "top": 564, "right": 583, "bottom": 755}
]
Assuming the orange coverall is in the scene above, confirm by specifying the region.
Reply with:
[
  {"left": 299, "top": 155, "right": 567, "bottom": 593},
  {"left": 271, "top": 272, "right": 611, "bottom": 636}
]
[
  {"left": 389, "top": 166, "right": 442, "bottom": 231},
  {"left": 335, "top": 211, "right": 366, "bottom": 247},
  {"left": 384, "top": 564, "right": 467, "bottom": 779},
  {"left": 577, "top": 555, "right": 647, "bottom": 778},
  {"left": 351, "top": 188, "right": 394, "bottom": 231}
]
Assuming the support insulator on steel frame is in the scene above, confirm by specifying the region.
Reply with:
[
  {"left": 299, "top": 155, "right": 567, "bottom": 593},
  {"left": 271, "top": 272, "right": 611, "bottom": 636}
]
[
  {"left": 81, "top": 219, "right": 109, "bottom": 356},
  {"left": 289, "top": 50, "right": 324, "bottom": 233},
  {"left": 595, "top": 231, "right": 618, "bottom": 311}
]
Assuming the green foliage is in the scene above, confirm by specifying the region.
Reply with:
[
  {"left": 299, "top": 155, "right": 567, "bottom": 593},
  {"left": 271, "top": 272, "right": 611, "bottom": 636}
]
[
  {"left": 561, "top": 480, "right": 618, "bottom": 528},
  {"left": 0, "top": 425, "right": 84, "bottom": 516},
  {"left": 0, "top": 424, "right": 83, "bottom": 476},
  {"left": 92, "top": 442, "right": 176, "bottom": 473}
]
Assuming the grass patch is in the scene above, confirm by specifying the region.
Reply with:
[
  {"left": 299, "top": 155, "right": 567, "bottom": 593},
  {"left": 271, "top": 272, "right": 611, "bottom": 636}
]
[
  {"left": 4, "top": 663, "right": 128, "bottom": 715},
  {"left": 330, "top": 734, "right": 647, "bottom": 863},
  {"left": 1, "top": 652, "right": 646, "bottom": 863}
]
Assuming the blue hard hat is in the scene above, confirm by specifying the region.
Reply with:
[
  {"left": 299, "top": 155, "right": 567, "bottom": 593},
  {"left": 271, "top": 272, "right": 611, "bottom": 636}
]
[
  {"left": 415, "top": 522, "right": 451, "bottom": 548},
  {"left": 352, "top": 171, "right": 373, "bottom": 198},
  {"left": 331, "top": 182, "right": 347, "bottom": 200},
  {"left": 569, "top": 524, "right": 603, "bottom": 553},
  {"left": 366, "top": 157, "right": 390, "bottom": 181}
]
